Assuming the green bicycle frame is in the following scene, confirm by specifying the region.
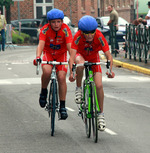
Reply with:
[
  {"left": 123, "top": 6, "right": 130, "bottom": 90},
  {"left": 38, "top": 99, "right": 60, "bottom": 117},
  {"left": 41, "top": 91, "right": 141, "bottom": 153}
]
[{"left": 82, "top": 67, "right": 100, "bottom": 118}]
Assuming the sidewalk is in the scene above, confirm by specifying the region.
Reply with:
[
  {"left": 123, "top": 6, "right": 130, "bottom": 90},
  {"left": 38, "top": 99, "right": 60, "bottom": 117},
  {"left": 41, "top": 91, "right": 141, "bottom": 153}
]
[{"left": 100, "top": 49, "right": 150, "bottom": 76}]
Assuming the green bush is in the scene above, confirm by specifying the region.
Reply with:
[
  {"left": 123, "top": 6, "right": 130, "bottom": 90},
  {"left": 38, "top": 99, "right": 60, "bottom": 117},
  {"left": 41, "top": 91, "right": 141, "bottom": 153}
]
[{"left": 12, "top": 30, "right": 30, "bottom": 44}]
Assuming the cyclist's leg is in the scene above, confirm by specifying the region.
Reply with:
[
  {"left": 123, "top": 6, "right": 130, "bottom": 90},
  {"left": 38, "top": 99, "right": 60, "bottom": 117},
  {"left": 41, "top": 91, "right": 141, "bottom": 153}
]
[
  {"left": 57, "top": 71, "right": 67, "bottom": 101},
  {"left": 74, "top": 53, "right": 85, "bottom": 104},
  {"left": 93, "top": 72, "right": 104, "bottom": 113},
  {"left": 39, "top": 52, "right": 53, "bottom": 108},
  {"left": 94, "top": 72, "right": 106, "bottom": 131},
  {"left": 57, "top": 71, "right": 68, "bottom": 119},
  {"left": 56, "top": 52, "right": 68, "bottom": 119}
]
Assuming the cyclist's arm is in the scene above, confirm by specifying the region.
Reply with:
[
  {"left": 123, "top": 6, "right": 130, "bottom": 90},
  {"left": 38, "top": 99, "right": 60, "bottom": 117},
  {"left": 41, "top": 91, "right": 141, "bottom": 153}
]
[
  {"left": 69, "top": 48, "right": 77, "bottom": 81},
  {"left": 69, "top": 48, "right": 77, "bottom": 72},
  {"left": 66, "top": 43, "right": 72, "bottom": 55},
  {"left": 104, "top": 50, "right": 113, "bottom": 72},
  {"left": 36, "top": 40, "right": 45, "bottom": 57}
]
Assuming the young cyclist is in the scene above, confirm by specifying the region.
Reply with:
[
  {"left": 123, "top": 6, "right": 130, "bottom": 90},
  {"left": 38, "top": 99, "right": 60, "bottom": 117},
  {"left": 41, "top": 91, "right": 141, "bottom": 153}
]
[
  {"left": 69, "top": 15, "right": 115, "bottom": 131},
  {"left": 33, "top": 8, "right": 72, "bottom": 120}
]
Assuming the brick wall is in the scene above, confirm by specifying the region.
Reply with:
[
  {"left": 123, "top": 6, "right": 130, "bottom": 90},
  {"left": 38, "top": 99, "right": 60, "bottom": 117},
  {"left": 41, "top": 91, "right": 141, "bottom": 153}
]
[
  {"left": 103, "top": 0, "right": 134, "bottom": 23},
  {"left": 54, "top": 0, "right": 78, "bottom": 26},
  {"left": 55, "top": 0, "right": 98, "bottom": 26},
  {"left": 10, "top": 0, "right": 134, "bottom": 25},
  {"left": 11, "top": 0, "right": 34, "bottom": 20}
]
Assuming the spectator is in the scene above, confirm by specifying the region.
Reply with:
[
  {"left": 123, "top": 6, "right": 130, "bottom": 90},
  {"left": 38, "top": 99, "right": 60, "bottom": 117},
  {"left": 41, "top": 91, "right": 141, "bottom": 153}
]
[
  {"left": 107, "top": 4, "right": 119, "bottom": 54},
  {"left": 145, "top": 1, "right": 150, "bottom": 27},
  {"left": 132, "top": 19, "right": 139, "bottom": 26},
  {"left": 137, "top": 18, "right": 145, "bottom": 28},
  {"left": 0, "top": 9, "right": 7, "bottom": 51}
]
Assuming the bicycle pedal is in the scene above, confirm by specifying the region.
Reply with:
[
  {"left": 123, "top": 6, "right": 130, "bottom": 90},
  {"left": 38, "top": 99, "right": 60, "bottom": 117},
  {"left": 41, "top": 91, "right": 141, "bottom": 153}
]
[
  {"left": 78, "top": 113, "right": 82, "bottom": 117},
  {"left": 78, "top": 109, "right": 82, "bottom": 117}
]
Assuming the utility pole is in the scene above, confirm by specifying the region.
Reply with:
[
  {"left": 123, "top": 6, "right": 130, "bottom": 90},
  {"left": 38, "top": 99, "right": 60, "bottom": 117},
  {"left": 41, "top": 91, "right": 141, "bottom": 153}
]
[
  {"left": 136, "top": 0, "right": 138, "bottom": 19},
  {"left": 69, "top": 0, "right": 72, "bottom": 22},
  {"left": 98, "top": 0, "right": 100, "bottom": 17}
]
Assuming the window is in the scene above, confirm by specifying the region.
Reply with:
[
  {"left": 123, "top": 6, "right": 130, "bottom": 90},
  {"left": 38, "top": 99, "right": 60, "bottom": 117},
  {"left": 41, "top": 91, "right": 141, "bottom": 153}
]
[
  {"left": 117, "top": 0, "right": 121, "bottom": 7},
  {"left": 46, "top": 0, "right": 52, "bottom": 2},
  {"left": 36, "top": 0, "right": 43, "bottom": 3},
  {"left": 34, "top": 0, "right": 54, "bottom": 19},
  {"left": 91, "top": 0, "right": 94, "bottom": 9},
  {"left": 36, "top": 7, "right": 43, "bottom": 19},
  {"left": 106, "top": 0, "right": 109, "bottom": 6},
  {"left": 81, "top": 0, "right": 85, "bottom": 10},
  {"left": 112, "top": 0, "right": 115, "bottom": 6},
  {"left": 122, "top": 0, "right": 125, "bottom": 6}
]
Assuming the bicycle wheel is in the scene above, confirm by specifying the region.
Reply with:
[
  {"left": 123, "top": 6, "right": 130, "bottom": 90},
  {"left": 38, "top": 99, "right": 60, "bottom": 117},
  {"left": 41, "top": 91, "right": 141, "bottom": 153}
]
[
  {"left": 50, "top": 80, "right": 57, "bottom": 136},
  {"left": 83, "top": 82, "right": 91, "bottom": 138},
  {"left": 91, "top": 82, "right": 98, "bottom": 143},
  {"left": 48, "top": 81, "right": 53, "bottom": 117}
]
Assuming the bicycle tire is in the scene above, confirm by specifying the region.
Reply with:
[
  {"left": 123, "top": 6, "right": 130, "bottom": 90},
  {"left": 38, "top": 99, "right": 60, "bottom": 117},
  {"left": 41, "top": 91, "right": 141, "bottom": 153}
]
[
  {"left": 83, "top": 81, "right": 91, "bottom": 138},
  {"left": 50, "top": 80, "right": 57, "bottom": 136},
  {"left": 91, "top": 82, "right": 98, "bottom": 143},
  {"left": 48, "top": 82, "right": 53, "bottom": 117}
]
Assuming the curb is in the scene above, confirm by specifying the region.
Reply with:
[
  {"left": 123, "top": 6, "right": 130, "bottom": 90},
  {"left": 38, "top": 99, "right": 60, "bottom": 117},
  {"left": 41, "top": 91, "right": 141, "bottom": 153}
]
[
  {"left": 100, "top": 54, "right": 150, "bottom": 76},
  {"left": 113, "top": 60, "right": 150, "bottom": 75}
]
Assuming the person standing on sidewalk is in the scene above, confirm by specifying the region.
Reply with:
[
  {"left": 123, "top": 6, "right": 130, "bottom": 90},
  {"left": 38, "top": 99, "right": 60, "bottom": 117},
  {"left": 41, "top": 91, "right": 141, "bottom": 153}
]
[
  {"left": 145, "top": 1, "right": 150, "bottom": 27},
  {"left": 0, "top": 9, "right": 7, "bottom": 51},
  {"left": 107, "top": 4, "right": 119, "bottom": 54}
]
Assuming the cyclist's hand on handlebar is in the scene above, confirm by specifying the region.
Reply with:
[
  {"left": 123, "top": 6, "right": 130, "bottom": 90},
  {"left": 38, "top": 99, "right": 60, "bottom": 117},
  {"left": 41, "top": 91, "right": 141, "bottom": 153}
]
[
  {"left": 69, "top": 73, "right": 76, "bottom": 82},
  {"left": 33, "top": 56, "right": 41, "bottom": 66},
  {"left": 106, "top": 71, "right": 115, "bottom": 78}
]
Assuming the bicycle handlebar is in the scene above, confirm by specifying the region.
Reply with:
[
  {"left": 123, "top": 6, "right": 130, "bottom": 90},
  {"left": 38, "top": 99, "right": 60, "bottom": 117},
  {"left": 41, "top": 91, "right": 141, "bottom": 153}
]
[
  {"left": 36, "top": 60, "right": 68, "bottom": 75},
  {"left": 72, "top": 60, "right": 111, "bottom": 77}
]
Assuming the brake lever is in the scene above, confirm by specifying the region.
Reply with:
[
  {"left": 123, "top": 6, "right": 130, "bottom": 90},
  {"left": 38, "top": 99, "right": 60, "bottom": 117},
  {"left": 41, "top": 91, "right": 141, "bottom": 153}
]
[
  {"left": 72, "top": 63, "right": 76, "bottom": 79},
  {"left": 106, "top": 60, "right": 112, "bottom": 75}
]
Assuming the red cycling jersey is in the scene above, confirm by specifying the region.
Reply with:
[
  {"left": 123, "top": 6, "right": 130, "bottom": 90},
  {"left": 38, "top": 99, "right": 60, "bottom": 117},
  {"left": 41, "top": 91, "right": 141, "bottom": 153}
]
[
  {"left": 39, "top": 23, "right": 72, "bottom": 56},
  {"left": 71, "top": 29, "right": 109, "bottom": 57},
  {"left": 71, "top": 29, "right": 109, "bottom": 73}
]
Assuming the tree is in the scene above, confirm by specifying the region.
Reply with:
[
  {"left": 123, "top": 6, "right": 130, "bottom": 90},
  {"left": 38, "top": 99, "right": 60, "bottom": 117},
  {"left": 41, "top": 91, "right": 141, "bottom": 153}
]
[{"left": 0, "top": 0, "right": 14, "bottom": 24}]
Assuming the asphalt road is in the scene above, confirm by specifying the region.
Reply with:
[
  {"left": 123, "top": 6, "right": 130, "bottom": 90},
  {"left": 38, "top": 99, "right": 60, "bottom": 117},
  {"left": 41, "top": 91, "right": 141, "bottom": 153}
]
[{"left": 0, "top": 46, "right": 150, "bottom": 153}]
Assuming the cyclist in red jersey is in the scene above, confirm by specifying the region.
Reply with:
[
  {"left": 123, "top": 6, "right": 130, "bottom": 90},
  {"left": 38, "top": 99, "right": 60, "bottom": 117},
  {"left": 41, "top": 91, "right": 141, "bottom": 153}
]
[
  {"left": 69, "top": 15, "right": 115, "bottom": 130},
  {"left": 33, "top": 8, "right": 72, "bottom": 120}
]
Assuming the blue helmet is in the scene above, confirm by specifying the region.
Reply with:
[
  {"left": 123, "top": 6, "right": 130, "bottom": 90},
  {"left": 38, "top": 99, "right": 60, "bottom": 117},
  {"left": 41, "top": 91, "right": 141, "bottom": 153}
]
[
  {"left": 78, "top": 15, "right": 98, "bottom": 31},
  {"left": 47, "top": 8, "right": 64, "bottom": 20}
]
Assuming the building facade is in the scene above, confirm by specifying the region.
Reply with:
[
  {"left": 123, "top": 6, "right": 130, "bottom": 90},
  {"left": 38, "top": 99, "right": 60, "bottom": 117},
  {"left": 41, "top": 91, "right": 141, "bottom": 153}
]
[{"left": 10, "top": 0, "right": 135, "bottom": 26}]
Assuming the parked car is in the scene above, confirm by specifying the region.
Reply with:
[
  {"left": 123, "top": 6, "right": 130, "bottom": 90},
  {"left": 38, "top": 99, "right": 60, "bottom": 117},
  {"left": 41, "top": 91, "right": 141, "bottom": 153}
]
[
  {"left": 11, "top": 19, "right": 42, "bottom": 37},
  {"left": 37, "top": 15, "right": 76, "bottom": 42},
  {"left": 96, "top": 16, "right": 129, "bottom": 44}
]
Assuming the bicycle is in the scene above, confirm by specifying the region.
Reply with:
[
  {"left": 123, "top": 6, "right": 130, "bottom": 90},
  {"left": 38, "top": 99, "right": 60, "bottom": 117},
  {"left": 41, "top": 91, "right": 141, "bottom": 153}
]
[
  {"left": 72, "top": 60, "right": 111, "bottom": 143},
  {"left": 36, "top": 60, "right": 68, "bottom": 136}
]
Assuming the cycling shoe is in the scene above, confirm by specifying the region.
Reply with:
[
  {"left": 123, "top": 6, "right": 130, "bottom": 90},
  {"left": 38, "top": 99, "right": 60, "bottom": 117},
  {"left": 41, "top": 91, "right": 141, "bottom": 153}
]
[
  {"left": 59, "top": 108, "right": 68, "bottom": 120},
  {"left": 39, "top": 94, "right": 47, "bottom": 108}
]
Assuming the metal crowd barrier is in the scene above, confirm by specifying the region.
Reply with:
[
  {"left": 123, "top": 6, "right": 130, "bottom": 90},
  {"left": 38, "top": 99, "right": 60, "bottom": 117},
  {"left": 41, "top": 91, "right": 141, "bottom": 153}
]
[{"left": 125, "top": 24, "right": 150, "bottom": 64}]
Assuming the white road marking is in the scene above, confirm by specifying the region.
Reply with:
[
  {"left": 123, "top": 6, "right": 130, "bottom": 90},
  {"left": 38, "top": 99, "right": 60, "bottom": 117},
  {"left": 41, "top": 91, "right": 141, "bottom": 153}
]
[
  {"left": 11, "top": 61, "right": 29, "bottom": 64},
  {"left": 0, "top": 78, "right": 40, "bottom": 85},
  {"left": 105, "top": 93, "right": 150, "bottom": 108},
  {"left": 14, "top": 74, "right": 19, "bottom": 77},
  {"left": 8, "top": 67, "right": 12, "bottom": 70},
  {"left": 0, "top": 77, "right": 72, "bottom": 85},
  {"left": 26, "top": 82, "right": 31, "bottom": 85},
  {"left": 130, "top": 76, "right": 150, "bottom": 81},
  {"left": 105, "top": 128, "right": 117, "bottom": 135},
  {"left": 102, "top": 75, "right": 150, "bottom": 82},
  {"left": 66, "top": 107, "right": 75, "bottom": 112},
  {"left": 0, "top": 75, "right": 150, "bottom": 85}
]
